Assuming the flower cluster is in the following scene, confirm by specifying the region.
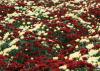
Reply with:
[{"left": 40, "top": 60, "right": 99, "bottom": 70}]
[{"left": 0, "top": 0, "right": 100, "bottom": 71}]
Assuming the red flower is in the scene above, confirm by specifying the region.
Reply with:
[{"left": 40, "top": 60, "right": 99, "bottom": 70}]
[
  {"left": 17, "top": 1, "right": 27, "bottom": 6},
  {"left": 36, "top": 63, "right": 48, "bottom": 70},
  {"left": 52, "top": 68, "right": 60, "bottom": 71},
  {"left": 60, "top": 27, "right": 71, "bottom": 33},
  {"left": 67, "top": 47, "right": 75, "bottom": 54},
  {"left": 58, "top": 54, "right": 64, "bottom": 60},
  {"left": 13, "top": 31, "right": 19, "bottom": 38},
  {"left": 86, "top": 63, "right": 94, "bottom": 71},
  {"left": 0, "top": 55, "right": 7, "bottom": 60},
  {"left": 24, "top": 31, "right": 35, "bottom": 40},
  {"left": 82, "top": 57, "right": 87, "bottom": 60},
  {"left": 71, "top": 20, "right": 78, "bottom": 27},
  {"left": 93, "top": 44, "right": 100, "bottom": 49},
  {"left": 6, "top": 62, "right": 23, "bottom": 70},
  {"left": 0, "top": 25, "right": 4, "bottom": 30},
  {"left": 67, "top": 61, "right": 85, "bottom": 69},
  {"left": 6, "top": 24, "right": 15, "bottom": 30},
  {"left": 0, "top": 16, "right": 4, "bottom": 21},
  {"left": 80, "top": 48, "right": 88, "bottom": 55},
  {"left": 0, "top": 5, "right": 15, "bottom": 16},
  {"left": 66, "top": 16, "right": 71, "bottom": 20},
  {"left": 0, "top": 60, "right": 7, "bottom": 68}
]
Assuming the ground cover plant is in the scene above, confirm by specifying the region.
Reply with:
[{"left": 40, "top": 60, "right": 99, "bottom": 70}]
[{"left": 0, "top": 0, "right": 100, "bottom": 71}]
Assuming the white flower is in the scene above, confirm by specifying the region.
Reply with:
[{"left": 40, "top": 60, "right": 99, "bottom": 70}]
[
  {"left": 19, "top": 26, "right": 29, "bottom": 31},
  {"left": 69, "top": 51, "right": 81, "bottom": 59},
  {"left": 89, "top": 49, "right": 98, "bottom": 56},
  {"left": 19, "top": 31, "right": 25, "bottom": 36},
  {"left": 87, "top": 57, "right": 99, "bottom": 64},
  {"left": 88, "top": 29, "right": 95, "bottom": 33},
  {"left": 74, "top": 0, "right": 83, "bottom": 3},
  {"left": 31, "top": 57, "right": 34, "bottom": 60},
  {"left": 0, "top": 40, "right": 5, "bottom": 46},
  {"left": 53, "top": 57, "right": 58, "bottom": 60},
  {"left": 43, "top": 33, "right": 48, "bottom": 36},
  {"left": 80, "top": 38, "right": 90, "bottom": 43},
  {"left": 67, "top": 23, "right": 74, "bottom": 28},
  {"left": 20, "top": 36, "right": 24, "bottom": 39},
  {"left": 12, "top": 12, "right": 20, "bottom": 17},
  {"left": 7, "top": 14, "right": 12, "bottom": 17},
  {"left": 86, "top": 43, "right": 94, "bottom": 49},
  {"left": 66, "top": 44, "right": 72, "bottom": 47},
  {"left": 75, "top": 45, "right": 79, "bottom": 48},
  {"left": 64, "top": 56, "right": 68, "bottom": 59},
  {"left": 28, "top": 29, "right": 34, "bottom": 32},
  {"left": 52, "top": 0, "right": 59, "bottom": 3},
  {"left": 33, "top": 23, "right": 42, "bottom": 31},
  {"left": 65, "top": 13, "right": 91, "bottom": 24},
  {"left": 93, "top": 34, "right": 99, "bottom": 38},
  {"left": 0, "top": 51, "right": 3, "bottom": 55},
  {"left": 27, "top": 22, "right": 31, "bottom": 24},
  {"left": 14, "top": 6, "right": 20, "bottom": 9},
  {"left": 9, "top": 38, "right": 19, "bottom": 46},
  {"left": 97, "top": 62, "right": 100, "bottom": 68},
  {"left": 27, "top": 1, "right": 33, "bottom": 5},
  {"left": 88, "top": 36, "right": 92, "bottom": 39},
  {"left": 0, "top": 45, "right": 18, "bottom": 56},
  {"left": 37, "top": 37, "right": 41, "bottom": 40},
  {"left": 5, "top": 18, "right": 15, "bottom": 23},
  {"left": 65, "top": 69, "right": 70, "bottom": 71},
  {"left": 55, "top": 44, "right": 60, "bottom": 49},
  {"left": 59, "top": 65, "right": 67, "bottom": 70},
  {"left": 3, "top": 32, "right": 10, "bottom": 40},
  {"left": 27, "top": 10, "right": 34, "bottom": 16},
  {"left": 87, "top": 25, "right": 92, "bottom": 29},
  {"left": 37, "top": 31, "right": 42, "bottom": 35},
  {"left": 75, "top": 39, "right": 80, "bottom": 42}
]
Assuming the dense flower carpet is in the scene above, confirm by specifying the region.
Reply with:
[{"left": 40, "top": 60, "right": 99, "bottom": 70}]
[{"left": 0, "top": 0, "right": 100, "bottom": 71}]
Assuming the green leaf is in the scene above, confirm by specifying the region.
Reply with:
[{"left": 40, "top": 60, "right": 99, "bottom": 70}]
[{"left": 8, "top": 49, "right": 19, "bottom": 56}]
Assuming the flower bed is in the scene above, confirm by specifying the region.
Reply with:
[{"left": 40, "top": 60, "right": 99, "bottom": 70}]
[{"left": 0, "top": 0, "right": 100, "bottom": 71}]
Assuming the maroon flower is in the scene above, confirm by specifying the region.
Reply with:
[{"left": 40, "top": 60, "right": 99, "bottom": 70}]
[
  {"left": 52, "top": 68, "right": 60, "bottom": 71},
  {"left": 93, "top": 44, "right": 100, "bottom": 49},
  {"left": 0, "top": 25, "right": 4, "bottom": 30},
  {"left": 82, "top": 57, "right": 87, "bottom": 60},
  {"left": 60, "top": 27, "right": 71, "bottom": 33},
  {"left": 6, "top": 24, "right": 15, "bottom": 30},
  {"left": 86, "top": 63, "right": 94, "bottom": 71},
  {"left": 0, "top": 55, "right": 7, "bottom": 60},
  {"left": 67, "top": 47, "right": 75, "bottom": 54},
  {"left": 67, "top": 61, "right": 85, "bottom": 69},
  {"left": 58, "top": 54, "right": 64, "bottom": 60},
  {"left": 80, "top": 48, "right": 88, "bottom": 55},
  {"left": 0, "top": 60, "right": 7, "bottom": 69},
  {"left": 16, "top": 1, "right": 27, "bottom": 6}
]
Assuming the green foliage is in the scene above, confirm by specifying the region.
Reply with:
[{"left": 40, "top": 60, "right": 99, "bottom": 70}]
[
  {"left": 8, "top": 49, "right": 19, "bottom": 56},
  {"left": 0, "top": 40, "right": 10, "bottom": 51}
]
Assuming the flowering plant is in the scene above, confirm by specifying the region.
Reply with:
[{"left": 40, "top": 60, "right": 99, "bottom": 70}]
[{"left": 0, "top": 0, "right": 100, "bottom": 71}]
